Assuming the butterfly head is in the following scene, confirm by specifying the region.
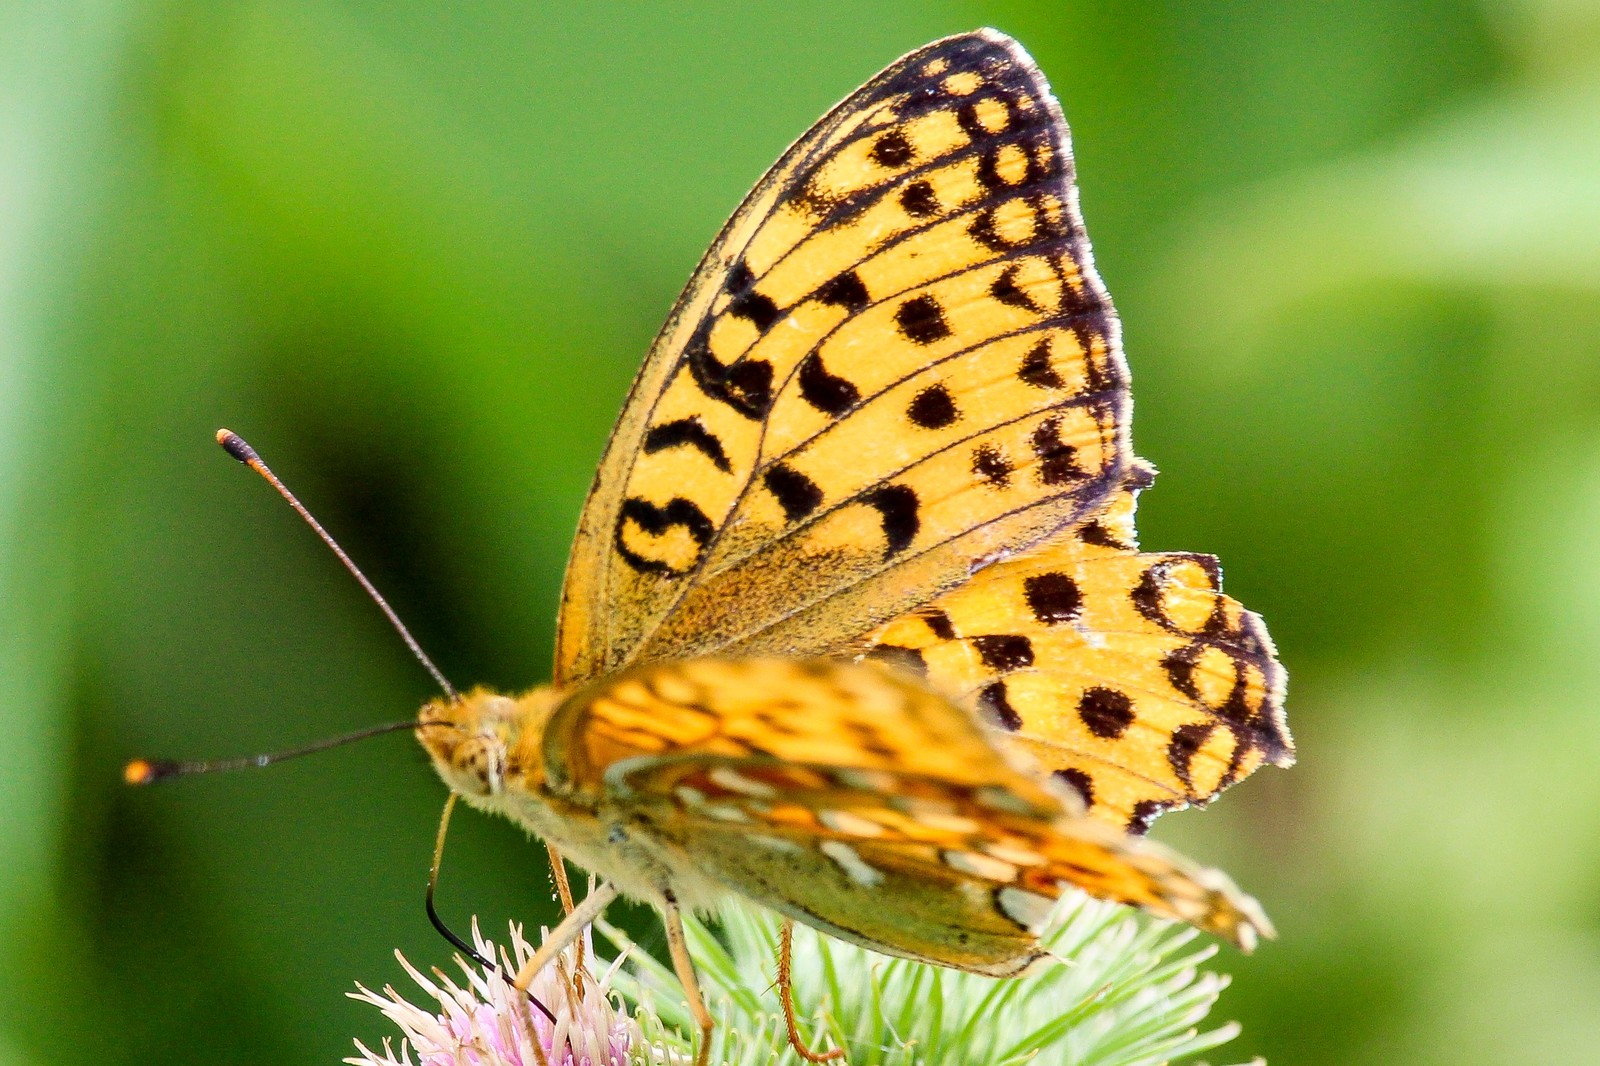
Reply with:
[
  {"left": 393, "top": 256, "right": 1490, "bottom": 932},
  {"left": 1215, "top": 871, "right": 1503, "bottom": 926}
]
[{"left": 418, "top": 686, "right": 561, "bottom": 800}]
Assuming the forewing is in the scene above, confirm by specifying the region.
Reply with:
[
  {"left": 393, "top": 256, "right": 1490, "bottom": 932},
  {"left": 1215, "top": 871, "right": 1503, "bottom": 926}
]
[
  {"left": 555, "top": 30, "right": 1130, "bottom": 686},
  {"left": 542, "top": 656, "right": 1060, "bottom": 804},
  {"left": 865, "top": 466, "right": 1293, "bottom": 834},
  {"left": 542, "top": 657, "right": 1271, "bottom": 963}
]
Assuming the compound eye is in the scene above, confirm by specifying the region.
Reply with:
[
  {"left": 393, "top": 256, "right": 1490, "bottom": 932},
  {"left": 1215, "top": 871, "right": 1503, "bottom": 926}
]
[{"left": 450, "top": 736, "right": 501, "bottom": 796}]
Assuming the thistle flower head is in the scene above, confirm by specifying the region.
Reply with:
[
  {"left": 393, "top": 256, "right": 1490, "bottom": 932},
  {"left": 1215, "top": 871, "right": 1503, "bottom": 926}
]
[
  {"left": 605, "top": 895, "right": 1252, "bottom": 1066},
  {"left": 352, "top": 895, "right": 1253, "bottom": 1066},
  {"left": 346, "top": 920, "right": 661, "bottom": 1066}
]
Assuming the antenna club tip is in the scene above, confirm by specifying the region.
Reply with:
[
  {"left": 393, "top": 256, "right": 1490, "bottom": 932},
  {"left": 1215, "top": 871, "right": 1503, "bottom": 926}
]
[
  {"left": 215, "top": 429, "right": 258, "bottom": 464},
  {"left": 123, "top": 758, "right": 162, "bottom": 785}
]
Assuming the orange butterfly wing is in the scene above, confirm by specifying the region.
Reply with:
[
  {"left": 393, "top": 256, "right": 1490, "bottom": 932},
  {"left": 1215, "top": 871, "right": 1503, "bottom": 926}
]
[
  {"left": 542, "top": 657, "right": 1272, "bottom": 965},
  {"left": 865, "top": 467, "right": 1293, "bottom": 832},
  {"left": 554, "top": 30, "right": 1131, "bottom": 687}
]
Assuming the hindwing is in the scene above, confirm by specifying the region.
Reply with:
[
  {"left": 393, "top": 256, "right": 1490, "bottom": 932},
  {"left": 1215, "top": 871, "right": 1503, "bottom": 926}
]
[{"left": 864, "top": 467, "right": 1293, "bottom": 833}]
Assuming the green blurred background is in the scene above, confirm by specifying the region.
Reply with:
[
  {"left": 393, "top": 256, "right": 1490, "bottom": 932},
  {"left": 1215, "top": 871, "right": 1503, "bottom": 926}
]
[{"left": 5, "top": 1, "right": 1599, "bottom": 1063}]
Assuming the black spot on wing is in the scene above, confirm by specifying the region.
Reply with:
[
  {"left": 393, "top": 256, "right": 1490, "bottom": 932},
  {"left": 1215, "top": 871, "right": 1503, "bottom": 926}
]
[
  {"left": 729, "top": 289, "right": 781, "bottom": 332},
  {"left": 685, "top": 334, "right": 774, "bottom": 420},
  {"left": 1128, "top": 568, "right": 1164, "bottom": 626},
  {"left": 1029, "top": 416, "right": 1082, "bottom": 486},
  {"left": 725, "top": 260, "right": 756, "bottom": 294},
  {"left": 1078, "top": 686, "right": 1133, "bottom": 739},
  {"left": 895, "top": 295, "right": 951, "bottom": 345},
  {"left": 797, "top": 352, "right": 860, "bottom": 416},
  {"left": 1077, "top": 520, "right": 1129, "bottom": 550},
  {"left": 870, "top": 128, "right": 914, "bottom": 168},
  {"left": 1023, "top": 572, "right": 1081, "bottom": 625},
  {"left": 762, "top": 463, "right": 823, "bottom": 523},
  {"left": 728, "top": 359, "right": 776, "bottom": 408},
  {"left": 922, "top": 608, "right": 956, "bottom": 641},
  {"left": 863, "top": 484, "right": 919, "bottom": 557},
  {"left": 1053, "top": 768, "right": 1094, "bottom": 809},
  {"left": 1167, "top": 721, "right": 1215, "bottom": 792},
  {"left": 1017, "top": 337, "right": 1064, "bottom": 389},
  {"left": 866, "top": 644, "right": 927, "bottom": 679},
  {"left": 899, "top": 179, "right": 938, "bottom": 218},
  {"left": 1161, "top": 646, "right": 1202, "bottom": 704},
  {"left": 642, "top": 417, "right": 731, "bottom": 472},
  {"left": 817, "top": 270, "right": 870, "bottom": 310},
  {"left": 990, "top": 263, "right": 1039, "bottom": 311},
  {"left": 615, "top": 497, "right": 714, "bottom": 575},
  {"left": 971, "top": 444, "right": 1012, "bottom": 488},
  {"left": 972, "top": 634, "right": 1034, "bottom": 672},
  {"left": 724, "top": 257, "right": 779, "bottom": 328},
  {"left": 788, "top": 177, "right": 841, "bottom": 220},
  {"left": 978, "top": 679, "right": 1021, "bottom": 730},
  {"left": 906, "top": 383, "right": 960, "bottom": 429},
  {"left": 1127, "top": 799, "right": 1176, "bottom": 836}
]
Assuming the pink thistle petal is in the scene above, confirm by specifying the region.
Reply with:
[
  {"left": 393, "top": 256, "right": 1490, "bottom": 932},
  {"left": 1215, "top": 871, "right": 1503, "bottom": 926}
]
[{"left": 348, "top": 922, "right": 641, "bottom": 1066}]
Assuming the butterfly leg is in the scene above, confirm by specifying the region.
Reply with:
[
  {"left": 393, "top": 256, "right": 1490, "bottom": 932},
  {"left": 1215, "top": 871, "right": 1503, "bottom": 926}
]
[
  {"left": 511, "top": 881, "right": 619, "bottom": 1065},
  {"left": 778, "top": 918, "right": 846, "bottom": 1062},
  {"left": 513, "top": 880, "right": 615, "bottom": 992},
  {"left": 545, "top": 844, "right": 584, "bottom": 975},
  {"left": 662, "top": 893, "right": 715, "bottom": 1066},
  {"left": 546, "top": 844, "right": 576, "bottom": 914}
]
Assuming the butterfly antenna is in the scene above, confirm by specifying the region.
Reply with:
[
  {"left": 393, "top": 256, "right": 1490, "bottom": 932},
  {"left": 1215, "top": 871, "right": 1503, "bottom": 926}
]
[
  {"left": 124, "top": 719, "right": 441, "bottom": 785},
  {"left": 215, "top": 429, "right": 458, "bottom": 701}
]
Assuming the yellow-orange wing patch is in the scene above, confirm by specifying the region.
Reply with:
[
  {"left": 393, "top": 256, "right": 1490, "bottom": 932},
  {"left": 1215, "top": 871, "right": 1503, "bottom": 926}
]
[
  {"left": 864, "top": 466, "right": 1293, "bottom": 834},
  {"left": 541, "top": 657, "right": 1271, "bottom": 965},
  {"left": 544, "top": 657, "right": 1032, "bottom": 795},
  {"left": 555, "top": 30, "right": 1131, "bottom": 687}
]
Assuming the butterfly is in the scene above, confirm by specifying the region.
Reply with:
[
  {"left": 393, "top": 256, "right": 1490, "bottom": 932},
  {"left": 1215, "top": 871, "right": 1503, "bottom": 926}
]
[{"left": 416, "top": 27, "right": 1293, "bottom": 1066}]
